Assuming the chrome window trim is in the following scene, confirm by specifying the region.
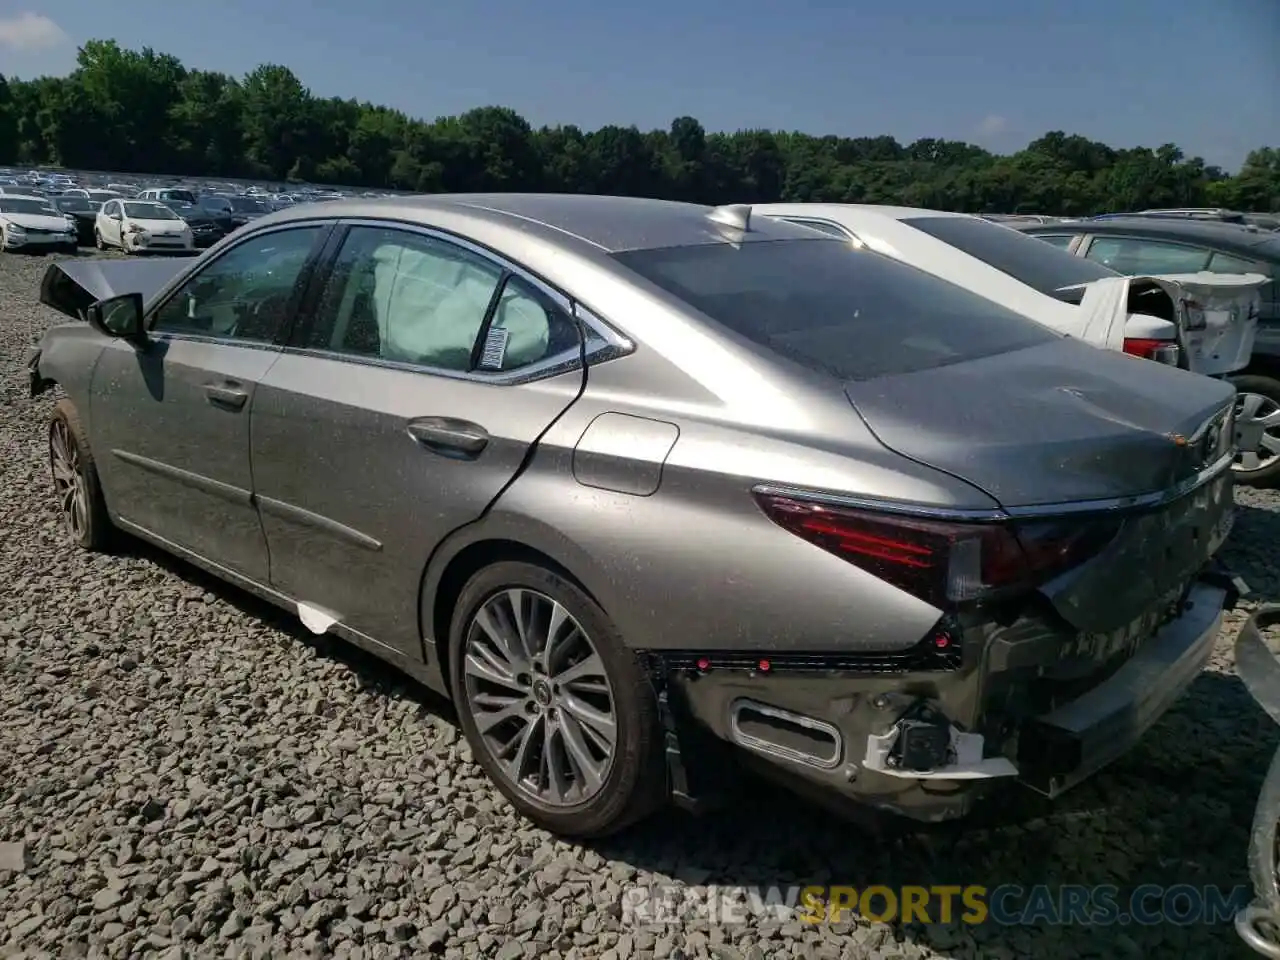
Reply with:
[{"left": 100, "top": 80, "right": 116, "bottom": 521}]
[
  {"left": 753, "top": 449, "right": 1235, "bottom": 522},
  {"left": 270, "top": 218, "right": 634, "bottom": 385},
  {"left": 332, "top": 217, "right": 633, "bottom": 352}
]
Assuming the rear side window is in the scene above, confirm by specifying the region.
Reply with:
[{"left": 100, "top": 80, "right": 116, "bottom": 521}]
[
  {"left": 1083, "top": 237, "right": 1210, "bottom": 275},
  {"left": 1032, "top": 234, "right": 1075, "bottom": 249},
  {"left": 1207, "top": 251, "right": 1266, "bottom": 274},
  {"left": 612, "top": 239, "right": 1059, "bottom": 381},
  {"left": 902, "top": 216, "right": 1117, "bottom": 295}
]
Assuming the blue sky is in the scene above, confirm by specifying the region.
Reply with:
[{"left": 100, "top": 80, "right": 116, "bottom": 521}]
[{"left": 0, "top": 0, "right": 1275, "bottom": 170}]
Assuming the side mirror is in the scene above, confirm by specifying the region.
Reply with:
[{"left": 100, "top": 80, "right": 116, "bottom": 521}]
[{"left": 87, "top": 292, "right": 146, "bottom": 345}]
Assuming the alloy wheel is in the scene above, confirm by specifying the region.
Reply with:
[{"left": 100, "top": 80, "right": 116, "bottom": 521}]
[
  {"left": 1234, "top": 391, "right": 1280, "bottom": 475},
  {"left": 462, "top": 588, "right": 618, "bottom": 807},
  {"left": 50, "top": 418, "right": 89, "bottom": 540}
]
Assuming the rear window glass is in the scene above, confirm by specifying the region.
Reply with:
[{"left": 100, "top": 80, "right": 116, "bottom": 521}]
[
  {"left": 612, "top": 239, "right": 1060, "bottom": 381},
  {"left": 903, "top": 215, "right": 1117, "bottom": 295}
]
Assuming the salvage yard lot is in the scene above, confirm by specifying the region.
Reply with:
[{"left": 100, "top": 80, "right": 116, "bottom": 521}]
[{"left": 1, "top": 250, "right": 1278, "bottom": 960}]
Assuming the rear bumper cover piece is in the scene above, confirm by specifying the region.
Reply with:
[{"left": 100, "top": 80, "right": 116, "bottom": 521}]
[
  {"left": 665, "top": 569, "right": 1238, "bottom": 822},
  {"left": 1231, "top": 605, "right": 1280, "bottom": 958}
]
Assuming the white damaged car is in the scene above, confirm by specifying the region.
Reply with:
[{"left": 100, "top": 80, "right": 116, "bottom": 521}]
[
  {"left": 0, "top": 194, "right": 79, "bottom": 253},
  {"left": 755, "top": 204, "right": 1269, "bottom": 479},
  {"left": 94, "top": 198, "right": 195, "bottom": 255}
]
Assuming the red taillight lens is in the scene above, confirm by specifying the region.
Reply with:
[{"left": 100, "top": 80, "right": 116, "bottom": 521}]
[
  {"left": 1123, "top": 338, "right": 1180, "bottom": 365},
  {"left": 755, "top": 494, "right": 1119, "bottom": 608}
]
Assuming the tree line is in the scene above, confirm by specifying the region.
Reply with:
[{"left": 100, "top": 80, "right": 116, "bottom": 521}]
[{"left": 0, "top": 40, "right": 1276, "bottom": 215}]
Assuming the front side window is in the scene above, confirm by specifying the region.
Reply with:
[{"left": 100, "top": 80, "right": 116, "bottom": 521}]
[
  {"left": 901, "top": 215, "right": 1117, "bottom": 295},
  {"left": 1083, "top": 237, "right": 1210, "bottom": 275},
  {"left": 613, "top": 238, "right": 1059, "bottom": 381},
  {"left": 298, "top": 226, "right": 579, "bottom": 375},
  {"left": 150, "top": 227, "right": 323, "bottom": 342}
]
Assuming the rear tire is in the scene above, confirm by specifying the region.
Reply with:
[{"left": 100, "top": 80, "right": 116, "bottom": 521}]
[
  {"left": 1230, "top": 373, "right": 1280, "bottom": 487},
  {"left": 94, "top": 229, "right": 105, "bottom": 251},
  {"left": 448, "top": 560, "right": 667, "bottom": 839},
  {"left": 49, "top": 399, "right": 114, "bottom": 552}
]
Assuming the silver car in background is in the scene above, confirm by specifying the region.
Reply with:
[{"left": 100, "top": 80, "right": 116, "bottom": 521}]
[{"left": 29, "top": 194, "right": 1250, "bottom": 838}]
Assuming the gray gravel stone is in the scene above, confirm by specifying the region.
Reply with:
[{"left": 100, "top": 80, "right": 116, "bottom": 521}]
[{"left": 0, "top": 248, "right": 1276, "bottom": 959}]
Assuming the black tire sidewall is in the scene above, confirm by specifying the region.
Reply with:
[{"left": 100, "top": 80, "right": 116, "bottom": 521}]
[
  {"left": 447, "top": 560, "right": 666, "bottom": 839},
  {"left": 1230, "top": 373, "right": 1280, "bottom": 485}
]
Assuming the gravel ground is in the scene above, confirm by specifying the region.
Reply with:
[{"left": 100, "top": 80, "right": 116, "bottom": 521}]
[{"left": 2, "top": 249, "right": 1279, "bottom": 960}]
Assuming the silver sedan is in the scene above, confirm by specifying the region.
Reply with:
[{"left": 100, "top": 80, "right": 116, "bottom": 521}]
[{"left": 30, "top": 194, "right": 1246, "bottom": 838}]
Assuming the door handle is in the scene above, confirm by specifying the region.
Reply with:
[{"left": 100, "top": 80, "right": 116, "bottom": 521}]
[
  {"left": 204, "top": 382, "right": 248, "bottom": 410},
  {"left": 406, "top": 418, "right": 490, "bottom": 457}
]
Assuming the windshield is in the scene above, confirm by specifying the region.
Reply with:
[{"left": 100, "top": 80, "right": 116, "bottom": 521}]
[
  {"left": 902, "top": 216, "right": 1118, "bottom": 295},
  {"left": 55, "top": 197, "right": 94, "bottom": 213},
  {"left": 124, "top": 202, "right": 180, "bottom": 220},
  {"left": 228, "top": 197, "right": 269, "bottom": 213},
  {"left": 0, "top": 198, "right": 58, "bottom": 216},
  {"left": 159, "top": 190, "right": 197, "bottom": 203},
  {"left": 612, "top": 239, "right": 1059, "bottom": 381}
]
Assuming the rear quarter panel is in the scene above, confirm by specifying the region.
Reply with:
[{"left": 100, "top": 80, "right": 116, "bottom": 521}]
[{"left": 423, "top": 346, "right": 1002, "bottom": 663}]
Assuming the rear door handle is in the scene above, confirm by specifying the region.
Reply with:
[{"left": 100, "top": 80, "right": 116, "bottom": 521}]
[
  {"left": 406, "top": 417, "right": 490, "bottom": 457},
  {"left": 204, "top": 382, "right": 248, "bottom": 411}
]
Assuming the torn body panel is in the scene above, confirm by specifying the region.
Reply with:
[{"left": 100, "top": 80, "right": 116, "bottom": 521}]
[{"left": 1064, "top": 272, "right": 1266, "bottom": 376}]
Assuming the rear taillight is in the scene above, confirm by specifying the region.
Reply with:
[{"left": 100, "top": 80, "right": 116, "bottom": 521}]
[
  {"left": 1122, "top": 338, "right": 1180, "bottom": 365},
  {"left": 755, "top": 494, "right": 1119, "bottom": 609}
]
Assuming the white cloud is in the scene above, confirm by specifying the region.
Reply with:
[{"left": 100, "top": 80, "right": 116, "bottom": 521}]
[
  {"left": 0, "top": 12, "right": 68, "bottom": 52},
  {"left": 975, "top": 114, "right": 1008, "bottom": 137}
]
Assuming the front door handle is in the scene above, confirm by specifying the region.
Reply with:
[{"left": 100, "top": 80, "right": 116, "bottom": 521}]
[
  {"left": 406, "top": 417, "right": 490, "bottom": 458},
  {"left": 204, "top": 382, "right": 248, "bottom": 411}
]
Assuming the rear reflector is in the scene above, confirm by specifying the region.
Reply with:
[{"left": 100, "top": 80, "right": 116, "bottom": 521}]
[
  {"left": 755, "top": 494, "right": 1120, "bottom": 609},
  {"left": 1123, "top": 338, "right": 1180, "bottom": 365}
]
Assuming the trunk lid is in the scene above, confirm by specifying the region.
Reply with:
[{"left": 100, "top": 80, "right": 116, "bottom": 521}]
[
  {"left": 843, "top": 337, "right": 1235, "bottom": 508},
  {"left": 38, "top": 258, "right": 188, "bottom": 322},
  {"left": 844, "top": 337, "right": 1237, "bottom": 634}
]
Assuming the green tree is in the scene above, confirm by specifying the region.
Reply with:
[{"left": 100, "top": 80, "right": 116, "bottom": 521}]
[{"left": 0, "top": 38, "right": 1274, "bottom": 215}]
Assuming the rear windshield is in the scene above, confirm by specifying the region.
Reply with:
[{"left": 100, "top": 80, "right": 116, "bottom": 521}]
[
  {"left": 55, "top": 197, "right": 94, "bottom": 212},
  {"left": 612, "top": 239, "right": 1060, "bottom": 381},
  {"left": 902, "top": 215, "right": 1117, "bottom": 295}
]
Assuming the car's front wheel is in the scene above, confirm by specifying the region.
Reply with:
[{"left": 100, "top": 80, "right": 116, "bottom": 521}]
[
  {"left": 1231, "top": 373, "right": 1280, "bottom": 487},
  {"left": 49, "top": 399, "right": 113, "bottom": 551},
  {"left": 448, "top": 560, "right": 667, "bottom": 839}
]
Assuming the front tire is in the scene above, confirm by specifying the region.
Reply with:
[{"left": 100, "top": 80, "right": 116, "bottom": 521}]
[
  {"left": 448, "top": 561, "right": 667, "bottom": 839},
  {"left": 49, "top": 399, "right": 113, "bottom": 552},
  {"left": 1230, "top": 373, "right": 1280, "bottom": 487}
]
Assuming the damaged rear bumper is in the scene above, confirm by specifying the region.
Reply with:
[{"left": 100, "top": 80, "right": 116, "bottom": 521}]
[{"left": 663, "top": 570, "right": 1241, "bottom": 822}]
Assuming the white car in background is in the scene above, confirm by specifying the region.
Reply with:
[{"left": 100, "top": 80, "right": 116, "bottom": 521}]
[
  {"left": 754, "top": 203, "right": 1267, "bottom": 379},
  {"left": 0, "top": 194, "right": 78, "bottom": 253},
  {"left": 95, "top": 199, "right": 195, "bottom": 255}
]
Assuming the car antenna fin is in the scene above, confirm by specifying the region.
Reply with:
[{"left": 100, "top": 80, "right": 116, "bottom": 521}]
[{"left": 706, "top": 204, "right": 752, "bottom": 232}]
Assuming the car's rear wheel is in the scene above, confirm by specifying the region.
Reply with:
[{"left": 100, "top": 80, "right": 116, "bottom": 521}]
[
  {"left": 94, "top": 229, "right": 105, "bottom": 251},
  {"left": 1231, "top": 374, "right": 1280, "bottom": 487},
  {"left": 49, "top": 399, "right": 113, "bottom": 551},
  {"left": 448, "top": 561, "right": 667, "bottom": 838}
]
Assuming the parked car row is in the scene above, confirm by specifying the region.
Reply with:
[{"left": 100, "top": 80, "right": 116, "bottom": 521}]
[{"left": 0, "top": 167, "right": 401, "bottom": 255}]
